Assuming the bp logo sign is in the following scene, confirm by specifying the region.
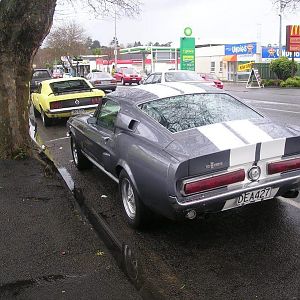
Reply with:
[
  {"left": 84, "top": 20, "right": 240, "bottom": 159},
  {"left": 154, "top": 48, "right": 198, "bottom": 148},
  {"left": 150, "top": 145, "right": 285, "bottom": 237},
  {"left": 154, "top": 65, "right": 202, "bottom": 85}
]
[{"left": 184, "top": 27, "right": 193, "bottom": 37}]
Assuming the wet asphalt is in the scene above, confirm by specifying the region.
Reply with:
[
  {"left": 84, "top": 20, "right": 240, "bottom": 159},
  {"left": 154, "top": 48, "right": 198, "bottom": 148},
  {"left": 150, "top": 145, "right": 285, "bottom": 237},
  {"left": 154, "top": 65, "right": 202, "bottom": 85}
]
[{"left": 35, "top": 84, "right": 300, "bottom": 299}]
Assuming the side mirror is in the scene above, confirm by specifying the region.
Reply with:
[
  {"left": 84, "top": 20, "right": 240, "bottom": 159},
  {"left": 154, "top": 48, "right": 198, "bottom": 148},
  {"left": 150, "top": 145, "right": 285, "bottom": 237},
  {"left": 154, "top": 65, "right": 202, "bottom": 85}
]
[{"left": 87, "top": 117, "right": 97, "bottom": 125}]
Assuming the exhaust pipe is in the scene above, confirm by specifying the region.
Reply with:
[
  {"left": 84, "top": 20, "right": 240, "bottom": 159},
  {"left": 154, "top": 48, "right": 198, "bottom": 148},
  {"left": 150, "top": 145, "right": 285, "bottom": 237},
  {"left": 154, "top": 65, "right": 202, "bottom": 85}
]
[{"left": 185, "top": 210, "right": 197, "bottom": 220}]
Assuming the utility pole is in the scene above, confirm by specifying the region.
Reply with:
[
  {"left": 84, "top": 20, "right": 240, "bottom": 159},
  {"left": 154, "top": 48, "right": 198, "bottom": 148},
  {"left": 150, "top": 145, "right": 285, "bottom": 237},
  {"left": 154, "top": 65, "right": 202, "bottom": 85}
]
[{"left": 114, "top": 7, "right": 118, "bottom": 68}]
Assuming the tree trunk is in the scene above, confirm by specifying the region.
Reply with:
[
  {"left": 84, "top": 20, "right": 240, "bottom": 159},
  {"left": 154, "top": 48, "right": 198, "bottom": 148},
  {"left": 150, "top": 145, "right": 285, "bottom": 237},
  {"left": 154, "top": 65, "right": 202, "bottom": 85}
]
[{"left": 0, "top": 0, "right": 57, "bottom": 159}]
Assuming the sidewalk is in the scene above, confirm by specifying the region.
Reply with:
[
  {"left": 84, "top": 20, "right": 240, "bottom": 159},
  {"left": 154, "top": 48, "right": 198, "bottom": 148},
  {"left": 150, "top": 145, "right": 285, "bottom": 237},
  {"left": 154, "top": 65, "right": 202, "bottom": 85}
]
[{"left": 0, "top": 157, "right": 141, "bottom": 300}]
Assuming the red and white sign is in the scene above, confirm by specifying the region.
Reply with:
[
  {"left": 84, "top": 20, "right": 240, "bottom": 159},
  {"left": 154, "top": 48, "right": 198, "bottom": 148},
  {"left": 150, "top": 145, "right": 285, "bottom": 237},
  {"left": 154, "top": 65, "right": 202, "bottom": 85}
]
[{"left": 286, "top": 25, "right": 300, "bottom": 52}]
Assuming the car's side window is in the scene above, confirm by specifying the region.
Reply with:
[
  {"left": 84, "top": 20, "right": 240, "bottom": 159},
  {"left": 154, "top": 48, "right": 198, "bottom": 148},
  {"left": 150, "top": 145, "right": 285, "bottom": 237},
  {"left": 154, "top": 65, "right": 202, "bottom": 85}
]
[
  {"left": 152, "top": 73, "right": 162, "bottom": 84},
  {"left": 37, "top": 83, "right": 42, "bottom": 94},
  {"left": 144, "top": 74, "right": 155, "bottom": 84},
  {"left": 96, "top": 99, "right": 120, "bottom": 131}
]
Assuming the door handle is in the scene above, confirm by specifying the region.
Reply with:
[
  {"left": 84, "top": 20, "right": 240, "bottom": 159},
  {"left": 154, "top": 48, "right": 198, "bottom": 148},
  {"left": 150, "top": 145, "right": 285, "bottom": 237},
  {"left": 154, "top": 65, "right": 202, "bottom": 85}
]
[{"left": 102, "top": 136, "right": 111, "bottom": 142}]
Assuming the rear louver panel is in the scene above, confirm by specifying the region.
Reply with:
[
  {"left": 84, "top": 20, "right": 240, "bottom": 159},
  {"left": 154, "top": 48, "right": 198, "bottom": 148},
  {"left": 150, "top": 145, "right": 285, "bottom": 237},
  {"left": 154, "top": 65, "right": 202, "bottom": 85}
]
[{"left": 59, "top": 97, "right": 94, "bottom": 109}]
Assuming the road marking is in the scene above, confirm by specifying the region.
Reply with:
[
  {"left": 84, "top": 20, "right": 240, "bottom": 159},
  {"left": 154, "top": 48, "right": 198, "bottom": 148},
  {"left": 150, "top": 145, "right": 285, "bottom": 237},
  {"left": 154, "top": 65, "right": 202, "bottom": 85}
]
[
  {"left": 45, "top": 136, "right": 70, "bottom": 143},
  {"left": 257, "top": 107, "right": 300, "bottom": 114},
  {"left": 278, "top": 197, "right": 300, "bottom": 209},
  {"left": 243, "top": 98, "right": 300, "bottom": 108}
]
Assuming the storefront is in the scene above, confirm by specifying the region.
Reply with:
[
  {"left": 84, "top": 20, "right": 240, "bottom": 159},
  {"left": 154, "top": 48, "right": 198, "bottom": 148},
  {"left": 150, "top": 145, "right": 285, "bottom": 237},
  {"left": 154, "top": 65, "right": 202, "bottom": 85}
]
[
  {"left": 224, "top": 42, "right": 258, "bottom": 81},
  {"left": 261, "top": 46, "right": 300, "bottom": 62}
]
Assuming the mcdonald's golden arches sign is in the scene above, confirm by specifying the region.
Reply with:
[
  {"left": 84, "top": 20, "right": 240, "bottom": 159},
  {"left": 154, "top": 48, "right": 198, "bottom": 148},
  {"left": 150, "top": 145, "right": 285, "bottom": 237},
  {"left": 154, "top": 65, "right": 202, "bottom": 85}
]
[{"left": 286, "top": 25, "right": 300, "bottom": 52}]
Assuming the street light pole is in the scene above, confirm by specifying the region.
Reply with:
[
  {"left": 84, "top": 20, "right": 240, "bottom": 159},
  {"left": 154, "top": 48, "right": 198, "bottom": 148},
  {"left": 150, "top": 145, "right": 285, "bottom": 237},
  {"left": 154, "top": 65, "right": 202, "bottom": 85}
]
[{"left": 279, "top": 0, "right": 286, "bottom": 57}]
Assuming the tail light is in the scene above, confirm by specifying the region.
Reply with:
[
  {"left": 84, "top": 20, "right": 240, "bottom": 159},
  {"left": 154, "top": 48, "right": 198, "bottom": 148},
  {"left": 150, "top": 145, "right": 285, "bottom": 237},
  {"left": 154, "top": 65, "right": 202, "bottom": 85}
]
[
  {"left": 91, "top": 97, "right": 102, "bottom": 104},
  {"left": 267, "top": 158, "right": 300, "bottom": 175},
  {"left": 183, "top": 169, "right": 245, "bottom": 195},
  {"left": 50, "top": 101, "right": 62, "bottom": 110},
  {"left": 94, "top": 80, "right": 101, "bottom": 84}
]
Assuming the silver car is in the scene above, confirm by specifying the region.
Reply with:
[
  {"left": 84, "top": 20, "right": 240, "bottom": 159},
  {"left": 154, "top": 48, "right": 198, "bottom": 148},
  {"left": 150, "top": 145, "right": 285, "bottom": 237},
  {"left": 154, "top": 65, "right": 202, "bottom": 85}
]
[
  {"left": 143, "top": 70, "right": 216, "bottom": 87},
  {"left": 86, "top": 71, "right": 117, "bottom": 92},
  {"left": 68, "top": 82, "right": 300, "bottom": 228}
]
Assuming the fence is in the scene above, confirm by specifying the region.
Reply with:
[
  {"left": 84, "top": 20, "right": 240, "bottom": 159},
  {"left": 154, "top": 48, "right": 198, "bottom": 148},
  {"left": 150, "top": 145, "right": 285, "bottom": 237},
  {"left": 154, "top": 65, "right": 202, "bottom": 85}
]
[{"left": 253, "top": 63, "right": 300, "bottom": 80}]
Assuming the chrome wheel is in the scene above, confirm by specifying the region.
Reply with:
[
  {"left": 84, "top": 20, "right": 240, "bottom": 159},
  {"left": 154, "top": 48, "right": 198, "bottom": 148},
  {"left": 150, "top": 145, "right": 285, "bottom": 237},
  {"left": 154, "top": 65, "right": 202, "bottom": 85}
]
[
  {"left": 72, "top": 139, "right": 78, "bottom": 166},
  {"left": 121, "top": 178, "right": 136, "bottom": 219}
]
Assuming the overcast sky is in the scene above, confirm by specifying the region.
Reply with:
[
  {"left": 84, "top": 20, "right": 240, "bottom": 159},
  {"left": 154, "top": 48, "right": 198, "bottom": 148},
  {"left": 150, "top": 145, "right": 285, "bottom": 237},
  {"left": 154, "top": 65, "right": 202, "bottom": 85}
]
[{"left": 56, "top": 0, "right": 300, "bottom": 47}]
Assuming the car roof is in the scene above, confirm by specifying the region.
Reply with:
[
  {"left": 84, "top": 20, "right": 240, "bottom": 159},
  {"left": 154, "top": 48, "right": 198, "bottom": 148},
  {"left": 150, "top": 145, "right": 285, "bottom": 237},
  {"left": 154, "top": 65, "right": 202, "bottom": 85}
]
[
  {"left": 108, "top": 82, "right": 221, "bottom": 105},
  {"left": 42, "top": 77, "right": 88, "bottom": 84}
]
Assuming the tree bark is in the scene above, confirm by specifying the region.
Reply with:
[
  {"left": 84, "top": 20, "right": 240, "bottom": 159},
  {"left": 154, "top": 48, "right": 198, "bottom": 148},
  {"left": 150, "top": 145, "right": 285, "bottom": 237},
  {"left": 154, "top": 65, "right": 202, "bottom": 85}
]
[{"left": 0, "top": 0, "right": 56, "bottom": 158}]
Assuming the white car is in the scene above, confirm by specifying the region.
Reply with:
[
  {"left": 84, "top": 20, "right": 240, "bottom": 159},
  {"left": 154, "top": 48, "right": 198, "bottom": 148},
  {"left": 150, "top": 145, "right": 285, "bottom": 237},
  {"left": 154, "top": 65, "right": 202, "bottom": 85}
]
[
  {"left": 142, "top": 70, "right": 216, "bottom": 87},
  {"left": 63, "top": 73, "right": 72, "bottom": 78}
]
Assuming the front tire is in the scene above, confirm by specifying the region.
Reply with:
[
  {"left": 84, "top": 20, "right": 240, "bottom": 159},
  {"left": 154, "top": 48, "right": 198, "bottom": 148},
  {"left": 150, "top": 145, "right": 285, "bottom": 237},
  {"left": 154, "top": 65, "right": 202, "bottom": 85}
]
[
  {"left": 41, "top": 109, "right": 52, "bottom": 127},
  {"left": 119, "top": 170, "right": 151, "bottom": 229},
  {"left": 71, "top": 137, "right": 92, "bottom": 170},
  {"left": 121, "top": 78, "right": 125, "bottom": 85}
]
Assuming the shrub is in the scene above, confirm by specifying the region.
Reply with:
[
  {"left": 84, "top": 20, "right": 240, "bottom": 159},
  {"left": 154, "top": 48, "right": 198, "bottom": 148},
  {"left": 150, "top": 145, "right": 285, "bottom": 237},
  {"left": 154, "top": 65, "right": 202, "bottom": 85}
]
[
  {"left": 280, "top": 76, "right": 300, "bottom": 88},
  {"left": 270, "top": 57, "right": 298, "bottom": 80},
  {"left": 261, "top": 79, "right": 282, "bottom": 87}
]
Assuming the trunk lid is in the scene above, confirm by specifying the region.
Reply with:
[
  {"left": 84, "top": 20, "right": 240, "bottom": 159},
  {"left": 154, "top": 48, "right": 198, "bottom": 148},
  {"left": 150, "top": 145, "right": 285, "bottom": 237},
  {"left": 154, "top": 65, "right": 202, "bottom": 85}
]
[{"left": 165, "top": 118, "right": 300, "bottom": 176}]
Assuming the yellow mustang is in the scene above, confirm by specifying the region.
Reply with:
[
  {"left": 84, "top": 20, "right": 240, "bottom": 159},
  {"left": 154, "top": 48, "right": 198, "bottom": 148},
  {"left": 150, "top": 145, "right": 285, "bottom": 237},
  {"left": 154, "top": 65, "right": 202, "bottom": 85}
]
[{"left": 31, "top": 77, "right": 105, "bottom": 126}]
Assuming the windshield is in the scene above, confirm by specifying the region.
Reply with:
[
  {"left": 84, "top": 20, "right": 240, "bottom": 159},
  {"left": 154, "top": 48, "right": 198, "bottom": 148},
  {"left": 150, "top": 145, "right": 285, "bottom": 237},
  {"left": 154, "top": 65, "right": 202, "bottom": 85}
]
[
  {"left": 50, "top": 79, "right": 91, "bottom": 94},
  {"left": 93, "top": 72, "right": 112, "bottom": 79},
  {"left": 165, "top": 71, "right": 201, "bottom": 82},
  {"left": 123, "top": 68, "right": 137, "bottom": 75},
  {"left": 33, "top": 70, "right": 51, "bottom": 79},
  {"left": 139, "top": 93, "right": 262, "bottom": 133}
]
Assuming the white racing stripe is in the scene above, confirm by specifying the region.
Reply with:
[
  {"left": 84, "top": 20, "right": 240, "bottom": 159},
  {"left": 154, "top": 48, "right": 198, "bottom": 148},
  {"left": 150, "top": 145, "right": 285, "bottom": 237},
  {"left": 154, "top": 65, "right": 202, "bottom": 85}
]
[
  {"left": 136, "top": 84, "right": 180, "bottom": 98},
  {"left": 162, "top": 82, "right": 207, "bottom": 94},
  {"left": 230, "top": 144, "right": 256, "bottom": 166},
  {"left": 226, "top": 120, "right": 273, "bottom": 144},
  {"left": 260, "top": 138, "right": 286, "bottom": 160},
  {"left": 198, "top": 123, "right": 246, "bottom": 150}
]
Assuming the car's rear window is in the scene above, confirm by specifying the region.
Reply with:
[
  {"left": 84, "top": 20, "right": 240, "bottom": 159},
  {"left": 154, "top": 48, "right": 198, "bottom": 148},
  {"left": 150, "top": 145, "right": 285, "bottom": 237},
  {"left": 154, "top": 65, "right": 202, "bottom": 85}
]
[
  {"left": 93, "top": 72, "right": 112, "bottom": 79},
  {"left": 165, "top": 71, "right": 200, "bottom": 82},
  {"left": 139, "top": 93, "right": 262, "bottom": 133},
  {"left": 50, "top": 80, "right": 91, "bottom": 94},
  {"left": 33, "top": 70, "right": 51, "bottom": 79}
]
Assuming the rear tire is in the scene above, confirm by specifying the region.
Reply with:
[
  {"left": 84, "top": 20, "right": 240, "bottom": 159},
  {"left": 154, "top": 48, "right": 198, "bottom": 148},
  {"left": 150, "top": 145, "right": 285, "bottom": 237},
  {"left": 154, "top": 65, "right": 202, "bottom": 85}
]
[
  {"left": 119, "top": 170, "right": 151, "bottom": 229},
  {"left": 32, "top": 103, "right": 40, "bottom": 117},
  {"left": 41, "top": 109, "right": 52, "bottom": 127},
  {"left": 71, "top": 136, "right": 92, "bottom": 170}
]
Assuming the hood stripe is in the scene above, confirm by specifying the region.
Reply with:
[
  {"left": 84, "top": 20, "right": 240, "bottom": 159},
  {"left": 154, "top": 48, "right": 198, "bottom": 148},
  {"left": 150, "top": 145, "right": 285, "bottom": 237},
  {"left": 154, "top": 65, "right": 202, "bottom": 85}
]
[{"left": 226, "top": 120, "right": 273, "bottom": 144}]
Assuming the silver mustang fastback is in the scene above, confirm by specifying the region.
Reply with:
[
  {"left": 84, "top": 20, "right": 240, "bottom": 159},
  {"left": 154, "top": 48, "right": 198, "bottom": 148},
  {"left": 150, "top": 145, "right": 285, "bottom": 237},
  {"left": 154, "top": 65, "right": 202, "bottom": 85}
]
[{"left": 68, "top": 82, "right": 300, "bottom": 228}]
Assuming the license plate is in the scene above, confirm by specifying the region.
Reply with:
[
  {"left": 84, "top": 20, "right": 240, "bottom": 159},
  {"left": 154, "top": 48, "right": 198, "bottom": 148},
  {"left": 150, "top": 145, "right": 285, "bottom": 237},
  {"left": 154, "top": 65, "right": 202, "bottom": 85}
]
[
  {"left": 71, "top": 109, "right": 84, "bottom": 115},
  {"left": 131, "top": 78, "right": 136, "bottom": 80},
  {"left": 236, "top": 187, "right": 272, "bottom": 206}
]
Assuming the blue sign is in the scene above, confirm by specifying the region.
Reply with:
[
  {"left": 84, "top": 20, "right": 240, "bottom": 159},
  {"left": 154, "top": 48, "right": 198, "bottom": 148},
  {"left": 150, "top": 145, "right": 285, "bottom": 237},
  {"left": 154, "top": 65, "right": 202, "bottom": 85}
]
[
  {"left": 262, "top": 46, "right": 300, "bottom": 59},
  {"left": 225, "top": 42, "right": 257, "bottom": 55}
]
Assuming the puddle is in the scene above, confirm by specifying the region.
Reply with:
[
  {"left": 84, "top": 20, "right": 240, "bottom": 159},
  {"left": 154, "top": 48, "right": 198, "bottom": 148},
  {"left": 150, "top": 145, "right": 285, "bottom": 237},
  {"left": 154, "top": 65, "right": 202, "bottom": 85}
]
[{"left": 0, "top": 275, "right": 65, "bottom": 297}]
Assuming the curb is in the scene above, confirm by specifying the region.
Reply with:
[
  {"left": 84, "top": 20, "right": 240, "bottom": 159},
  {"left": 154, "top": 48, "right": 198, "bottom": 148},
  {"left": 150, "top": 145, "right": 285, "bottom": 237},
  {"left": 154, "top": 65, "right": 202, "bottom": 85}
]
[{"left": 29, "top": 120, "right": 165, "bottom": 300}]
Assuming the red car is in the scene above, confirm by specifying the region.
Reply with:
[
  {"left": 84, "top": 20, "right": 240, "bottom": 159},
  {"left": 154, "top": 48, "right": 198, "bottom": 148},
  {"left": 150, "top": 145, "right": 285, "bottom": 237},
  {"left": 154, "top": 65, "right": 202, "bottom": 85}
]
[
  {"left": 200, "top": 73, "right": 224, "bottom": 89},
  {"left": 114, "top": 67, "right": 142, "bottom": 85},
  {"left": 52, "top": 69, "right": 63, "bottom": 79}
]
